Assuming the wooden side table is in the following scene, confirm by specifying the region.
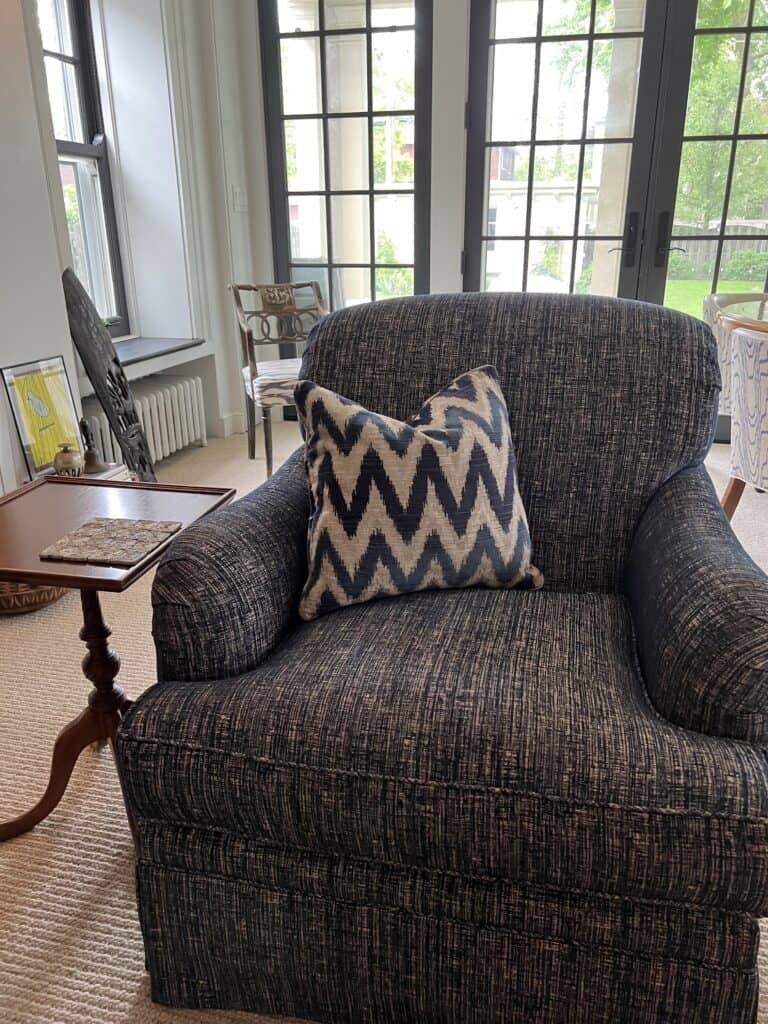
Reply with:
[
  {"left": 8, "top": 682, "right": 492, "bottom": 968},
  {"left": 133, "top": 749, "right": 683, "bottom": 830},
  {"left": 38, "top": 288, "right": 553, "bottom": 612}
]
[{"left": 0, "top": 476, "right": 234, "bottom": 841}]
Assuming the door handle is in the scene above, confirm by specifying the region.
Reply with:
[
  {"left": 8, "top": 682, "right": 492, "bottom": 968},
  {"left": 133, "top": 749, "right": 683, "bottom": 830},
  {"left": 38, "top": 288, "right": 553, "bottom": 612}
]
[
  {"left": 653, "top": 211, "right": 685, "bottom": 267},
  {"left": 608, "top": 211, "right": 639, "bottom": 268}
]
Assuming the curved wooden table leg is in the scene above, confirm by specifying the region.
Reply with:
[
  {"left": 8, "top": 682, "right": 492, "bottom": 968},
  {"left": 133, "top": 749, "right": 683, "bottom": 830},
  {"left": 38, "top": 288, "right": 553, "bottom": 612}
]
[
  {"left": 0, "top": 588, "right": 131, "bottom": 842},
  {"left": 722, "top": 476, "right": 746, "bottom": 521},
  {"left": 0, "top": 705, "right": 117, "bottom": 841}
]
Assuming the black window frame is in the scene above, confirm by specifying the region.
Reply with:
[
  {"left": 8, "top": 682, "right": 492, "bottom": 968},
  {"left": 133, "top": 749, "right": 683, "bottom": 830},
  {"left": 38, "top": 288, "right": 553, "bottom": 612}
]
[
  {"left": 259, "top": 0, "right": 433, "bottom": 310},
  {"left": 44, "top": 0, "right": 129, "bottom": 337}
]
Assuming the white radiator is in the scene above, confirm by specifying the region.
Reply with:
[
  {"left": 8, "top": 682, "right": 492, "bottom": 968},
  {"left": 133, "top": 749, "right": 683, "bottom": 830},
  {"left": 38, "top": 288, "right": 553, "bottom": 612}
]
[{"left": 82, "top": 374, "right": 207, "bottom": 465}]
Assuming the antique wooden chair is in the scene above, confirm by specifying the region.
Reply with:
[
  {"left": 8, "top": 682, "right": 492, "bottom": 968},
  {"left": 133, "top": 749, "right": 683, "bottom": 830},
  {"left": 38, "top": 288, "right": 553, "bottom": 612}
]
[{"left": 229, "top": 281, "right": 326, "bottom": 475}]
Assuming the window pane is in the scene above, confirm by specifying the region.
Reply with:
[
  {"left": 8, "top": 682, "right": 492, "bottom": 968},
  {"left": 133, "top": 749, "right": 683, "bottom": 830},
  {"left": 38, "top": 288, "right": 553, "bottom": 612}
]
[
  {"left": 587, "top": 37, "right": 642, "bottom": 138},
  {"left": 527, "top": 239, "right": 573, "bottom": 292},
  {"left": 278, "top": 0, "right": 319, "bottom": 31},
  {"left": 331, "top": 194, "right": 370, "bottom": 262},
  {"left": 290, "top": 264, "right": 330, "bottom": 308},
  {"left": 493, "top": 0, "right": 538, "bottom": 38},
  {"left": 326, "top": 34, "right": 368, "bottom": 113},
  {"left": 36, "top": 0, "right": 73, "bottom": 54},
  {"left": 329, "top": 117, "right": 369, "bottom": 190},
  {"left": 44, "top": 56, "right": 83, "bottom": 142},
  {"left": 740, "top": 35, "right": 768, "bottom": 134},
  {"left": 371, "top": 0, "right": 414, "bottom": 27},
  {"left": 281, "top": 38, "right": 322, "bottom": 114},
  {"left": 536, "top": 41, "right": 588, "bottom": 141},
  {"left": 756, "top": 0, "right": 768, "bottom": 26},
  {"left": 683, "top": 34, "right": 742, "bottom": 137},
  {"left": 663, "top": 238, "right": 717, "bottom": 318},
  {"left": 375, "top": 194, "right": 414, "bottom": 263},
  {"left": 375, "top": 266, "right": 414, "bottom": 298},
  {"left": 579, "top": 143, "right": 632, "bottom": 236},
  {"left": 489, "top": 43, "right": 535, "bottom": 140},
  {"left": 485, "top": 146, "right": 530, "bottom": 236},
  {"left": 595, "top": 0, "right": 646, "bottom": 32},
  {"left": 285, "top": 119, "right": 325, "bottom": 190},
  {"left": 372, "top": 30, "right": 415, "bottom": 110},
  {"left": 290, "top": 195, "right": 328, "bottom": 260},
  {"left": 59, "top": 157, "right": 117, "bottom": 319},
  {"left": 483, "top": 239, "right": 524, "bottom": 291},
  {"left": 324, "top": 0, "right": 365, "bottom": 29},
  {"left": 727, "top": 140, "right": 768, "bottom": 234},
  {"left": 696, "top": 0, "right": 750, "bottom": 28},
  {"left": 373, "top": 115, "right": 415, "bottom": 188},
  {"left": 542, "top": 0, "right": 589, "bottom": 36},
  {"left": 673, "top": 140, "right": 730, "bottom": 234},
  {"left": 530, "top": 144, "right": 580, "bottom": 235},
  {"left": 574, "top": 240, "right": 623, "bottom": 297},
  {"left": 332, "top": 267, "right": 371, "bottom": 307},
  {"left": 720, "top": 239, "right": 768, "bottom": 291}
]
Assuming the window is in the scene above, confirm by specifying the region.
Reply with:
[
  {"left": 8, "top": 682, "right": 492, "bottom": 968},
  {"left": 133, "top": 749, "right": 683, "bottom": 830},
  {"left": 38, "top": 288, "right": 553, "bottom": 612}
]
[
  {"left": 464, "top": 0, "right": 651, "bottom": 296},
  {"left": 663, "top": 3, "right": 768, "bottom": 317},
  {"left": 36, "top": 0, "right": 128, "bottom": 335},
  {"left": 259, "top": 0, "right": 433, "bottom": 310}
]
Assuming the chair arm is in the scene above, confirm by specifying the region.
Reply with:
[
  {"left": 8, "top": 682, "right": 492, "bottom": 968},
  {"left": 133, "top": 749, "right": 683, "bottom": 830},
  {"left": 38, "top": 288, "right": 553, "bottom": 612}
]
[
  {"left": 151, "top": 448, "right": 309, "bottom": 682},
  {"left": 626, "top": 464, "right": 768, "bottom": 743}
]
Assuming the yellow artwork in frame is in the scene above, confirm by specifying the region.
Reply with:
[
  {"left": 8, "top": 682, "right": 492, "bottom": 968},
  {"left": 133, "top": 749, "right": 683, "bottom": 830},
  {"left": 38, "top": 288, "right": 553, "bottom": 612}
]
[{"left": 2, "top": 356, "right": 81, "bottom": 477}]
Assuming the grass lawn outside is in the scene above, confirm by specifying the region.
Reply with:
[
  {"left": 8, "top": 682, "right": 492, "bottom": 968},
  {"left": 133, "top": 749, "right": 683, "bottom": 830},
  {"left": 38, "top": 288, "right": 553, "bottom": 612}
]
[{"left": 664, "top": 279, "right": 763, "bottom": 319}]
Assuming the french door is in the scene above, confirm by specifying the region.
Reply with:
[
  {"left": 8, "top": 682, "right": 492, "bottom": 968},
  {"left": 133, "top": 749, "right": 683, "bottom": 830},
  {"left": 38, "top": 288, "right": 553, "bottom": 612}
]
[{"left": 464, "top": 0, "right": 768, "bottom": 316}]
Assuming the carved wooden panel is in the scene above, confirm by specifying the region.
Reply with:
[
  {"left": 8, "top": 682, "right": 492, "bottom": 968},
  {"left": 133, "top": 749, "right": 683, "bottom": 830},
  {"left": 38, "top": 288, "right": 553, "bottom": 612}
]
[{"left": 62, "top": 269, "right": 156, "bottom": 482}]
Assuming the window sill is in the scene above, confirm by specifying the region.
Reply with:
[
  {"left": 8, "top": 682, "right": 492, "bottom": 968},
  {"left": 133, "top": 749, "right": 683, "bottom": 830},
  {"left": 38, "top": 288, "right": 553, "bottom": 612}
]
[{"left": 114, "top": 336, "right": 205, "bottom": 367}]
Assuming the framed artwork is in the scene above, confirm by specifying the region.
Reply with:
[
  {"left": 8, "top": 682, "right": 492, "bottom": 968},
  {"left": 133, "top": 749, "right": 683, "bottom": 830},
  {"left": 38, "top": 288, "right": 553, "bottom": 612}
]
[{"left": 2, "top": 356, "right": 81, "bottom": 478}]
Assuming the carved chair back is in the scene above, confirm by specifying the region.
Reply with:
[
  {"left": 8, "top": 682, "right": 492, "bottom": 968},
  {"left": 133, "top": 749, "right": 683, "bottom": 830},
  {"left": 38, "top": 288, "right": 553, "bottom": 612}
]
[{"left": 229, "top": 282, "right": 327, "bottom": 381}]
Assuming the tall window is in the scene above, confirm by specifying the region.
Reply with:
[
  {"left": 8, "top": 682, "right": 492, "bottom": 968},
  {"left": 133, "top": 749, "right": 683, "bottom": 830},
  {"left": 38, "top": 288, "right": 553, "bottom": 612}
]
[
  {"left": 664, "top": 1, "right": 768, "bottom": 316},
  {"left": 464, "top": 0, "right": 650, "bottom": 296},
  {"left": 36, "top": 0, "right": 128, "bottom": 335},
  {"left": 259, "top": 0, "right": 433, "bottom": 310}
]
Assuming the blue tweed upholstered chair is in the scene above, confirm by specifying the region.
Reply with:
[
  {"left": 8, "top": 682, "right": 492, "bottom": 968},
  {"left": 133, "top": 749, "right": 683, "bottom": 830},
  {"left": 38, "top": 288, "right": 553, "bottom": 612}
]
[{"left": 116, "top": 293, "right": 768, "bottom": 1024}]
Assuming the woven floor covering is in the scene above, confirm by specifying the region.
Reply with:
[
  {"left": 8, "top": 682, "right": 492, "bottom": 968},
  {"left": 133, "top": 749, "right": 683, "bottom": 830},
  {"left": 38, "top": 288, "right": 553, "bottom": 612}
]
[{"left": 0, "top": 432, "right": 766, "bottom": 1023}]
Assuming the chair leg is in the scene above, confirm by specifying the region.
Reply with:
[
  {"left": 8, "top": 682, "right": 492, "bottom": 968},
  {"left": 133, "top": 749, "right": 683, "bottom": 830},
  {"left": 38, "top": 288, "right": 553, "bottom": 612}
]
[
  {"left": 722, "top": 476, "right": 746, "bottom": 521},
  {"left": 263, "top": 410, "right": 274, "bottom": 478},
  {"left": 245, "top": 399, "right": 256, "bottom": 460}
]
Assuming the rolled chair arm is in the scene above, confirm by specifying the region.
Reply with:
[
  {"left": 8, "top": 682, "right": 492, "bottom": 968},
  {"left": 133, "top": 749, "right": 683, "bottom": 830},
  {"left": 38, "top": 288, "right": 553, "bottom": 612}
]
[
  {"left": 626, "top": 464, "right": 768, "bottom": 743},
  {"left": 151, "top": 448, "right": 309, "bottom": 682}
]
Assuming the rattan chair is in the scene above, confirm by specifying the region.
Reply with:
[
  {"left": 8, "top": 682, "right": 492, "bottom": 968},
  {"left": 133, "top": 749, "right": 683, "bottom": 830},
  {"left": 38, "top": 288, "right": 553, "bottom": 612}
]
[{"left": 229, "top": 281, "right": 326, "bottom": 475}]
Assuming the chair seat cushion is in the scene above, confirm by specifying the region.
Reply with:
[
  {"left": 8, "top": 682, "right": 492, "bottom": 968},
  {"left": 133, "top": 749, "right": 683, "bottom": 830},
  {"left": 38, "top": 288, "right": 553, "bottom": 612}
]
[
  {"left": 242, "top": 358, "right": 302, "bottom": 407},
  {"left": 117, "top": 589, "right": 768, "bottom": 914}
]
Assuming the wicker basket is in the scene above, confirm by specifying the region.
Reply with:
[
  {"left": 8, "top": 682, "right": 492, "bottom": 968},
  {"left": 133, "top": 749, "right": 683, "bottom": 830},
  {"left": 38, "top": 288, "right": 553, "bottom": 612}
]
[{"left": 0, "top": 580, "right": 67, "bottom": 615}]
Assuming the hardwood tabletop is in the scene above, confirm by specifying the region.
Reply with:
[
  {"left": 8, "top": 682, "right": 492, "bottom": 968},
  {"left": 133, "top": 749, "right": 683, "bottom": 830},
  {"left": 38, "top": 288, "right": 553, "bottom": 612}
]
[{"left": 0, "top": 476, "right": 235, "bottom": 592}]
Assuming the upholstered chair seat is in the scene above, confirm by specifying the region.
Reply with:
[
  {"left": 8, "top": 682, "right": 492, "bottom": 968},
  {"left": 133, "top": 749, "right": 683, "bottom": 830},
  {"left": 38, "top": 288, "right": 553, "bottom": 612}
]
[
  {"left": 240, "top": 357, "right": 303, "bottom": 407},
  {"left": 116, "top": 293, "right": 768, "bottom": 1024}
]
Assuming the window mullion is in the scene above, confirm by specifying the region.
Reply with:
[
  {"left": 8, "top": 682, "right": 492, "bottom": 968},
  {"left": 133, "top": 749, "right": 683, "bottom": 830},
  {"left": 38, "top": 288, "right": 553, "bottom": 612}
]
[
  {"left": 318, "top": 3, "right": 335, "bottom": 303},
  {"left": 367, "top": 3, "right": 377, "bottom": 301}
]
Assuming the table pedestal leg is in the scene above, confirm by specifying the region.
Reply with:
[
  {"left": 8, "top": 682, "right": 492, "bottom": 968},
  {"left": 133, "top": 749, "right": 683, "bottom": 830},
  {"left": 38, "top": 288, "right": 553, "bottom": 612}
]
[
  {"left": 722, "top": 477, "right": 746, "bottom": 521},
  {"left": 0, "top": 589, "right": 131, "bottom": 842}
]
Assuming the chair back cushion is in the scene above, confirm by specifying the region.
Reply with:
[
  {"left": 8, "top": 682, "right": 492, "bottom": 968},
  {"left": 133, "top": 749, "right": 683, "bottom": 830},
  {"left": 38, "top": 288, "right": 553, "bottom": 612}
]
[
  {"left": 301, "top": 293, "right": 720, "bottom": 590},
  {"left": 296, "top": 365, "right": 543, "bottom": 620}
]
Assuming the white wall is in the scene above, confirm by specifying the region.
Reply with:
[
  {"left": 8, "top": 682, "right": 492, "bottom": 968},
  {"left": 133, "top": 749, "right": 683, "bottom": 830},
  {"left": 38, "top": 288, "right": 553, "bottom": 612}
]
[
  {"left": 0, "top": 0, "right": 79, "bottom": 492},
  {"left": 430, "top": 0, "right": 471, "bottom": 294}
]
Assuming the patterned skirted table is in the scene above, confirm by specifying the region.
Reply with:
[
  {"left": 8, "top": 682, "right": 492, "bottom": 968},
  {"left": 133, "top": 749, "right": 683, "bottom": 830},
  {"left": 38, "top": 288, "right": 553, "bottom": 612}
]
[
  {"left": 0, "top": 476, "right": 233, "bottom": 841},
  {"left": 717, "top": 300, "right": 768, "bottom": 519}
]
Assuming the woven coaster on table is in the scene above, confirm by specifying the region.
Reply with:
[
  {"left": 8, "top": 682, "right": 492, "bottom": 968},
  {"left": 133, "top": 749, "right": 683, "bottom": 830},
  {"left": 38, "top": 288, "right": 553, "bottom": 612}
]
[{"left": 39, "top": 518, "right": 181, "bottom": 567}]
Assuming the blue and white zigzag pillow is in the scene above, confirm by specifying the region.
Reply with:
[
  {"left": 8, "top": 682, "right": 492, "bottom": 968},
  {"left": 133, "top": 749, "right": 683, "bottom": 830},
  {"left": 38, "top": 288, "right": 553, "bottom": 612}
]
[{"left": 295, "top": 365, "right": 543, "bottom": 621}]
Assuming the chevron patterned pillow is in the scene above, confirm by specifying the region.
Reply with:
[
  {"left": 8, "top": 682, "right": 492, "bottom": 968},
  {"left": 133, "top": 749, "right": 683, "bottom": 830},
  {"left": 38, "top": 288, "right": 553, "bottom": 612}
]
[{"left": 295, "top": 365, "right": 543, "bottom": 621}]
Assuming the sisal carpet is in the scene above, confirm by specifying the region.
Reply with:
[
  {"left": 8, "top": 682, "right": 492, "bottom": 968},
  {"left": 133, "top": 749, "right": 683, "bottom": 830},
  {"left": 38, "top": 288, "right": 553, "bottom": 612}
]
[{"left": 0, "top": 428, "right": 766, "bottom": 1023}]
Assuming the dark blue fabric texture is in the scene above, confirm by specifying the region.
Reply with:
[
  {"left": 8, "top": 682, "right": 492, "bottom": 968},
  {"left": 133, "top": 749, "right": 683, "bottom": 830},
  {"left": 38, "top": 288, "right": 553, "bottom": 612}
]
[{"left": 627, "top": 463, "right": 768, "bottom": 743}]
